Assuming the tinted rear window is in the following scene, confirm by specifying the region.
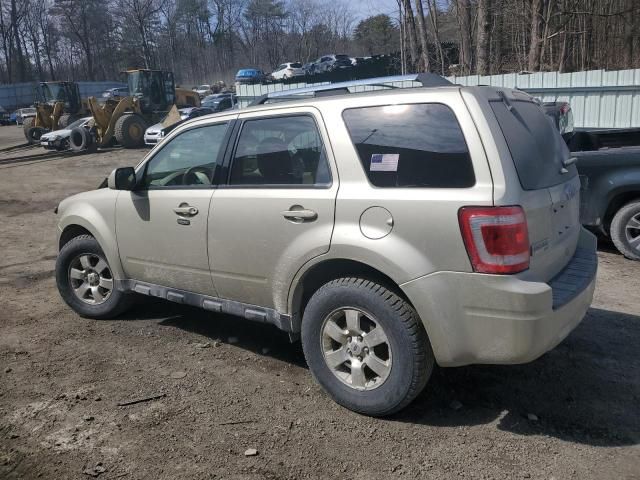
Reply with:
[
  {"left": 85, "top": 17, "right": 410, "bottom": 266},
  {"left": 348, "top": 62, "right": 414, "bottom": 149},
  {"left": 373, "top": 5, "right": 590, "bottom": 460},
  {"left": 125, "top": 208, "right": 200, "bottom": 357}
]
[
  {"left": 342, "top": 103, "right": 475, "bottom": 188},
  {"left": 291, "top": 62, "right": 302, "bottom": 68},
  {"left": 490, "top": 98, "right": 576, "bottom": 190}
]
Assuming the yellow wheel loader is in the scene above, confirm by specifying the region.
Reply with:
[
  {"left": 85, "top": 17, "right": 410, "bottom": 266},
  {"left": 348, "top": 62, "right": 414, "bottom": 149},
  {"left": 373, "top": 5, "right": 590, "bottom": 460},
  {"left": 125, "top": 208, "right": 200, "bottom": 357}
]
[
  {"left": 23, "top": 81, "right": 88, "bottom": 144},
  {"left": 69, "top": 69, "right": 200, "bottom": 152}
]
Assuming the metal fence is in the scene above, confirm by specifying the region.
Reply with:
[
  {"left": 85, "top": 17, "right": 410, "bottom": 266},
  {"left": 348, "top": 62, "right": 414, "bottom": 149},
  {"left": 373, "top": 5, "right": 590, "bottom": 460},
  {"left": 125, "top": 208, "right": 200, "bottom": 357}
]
[
  {"left": 237, "top": 68, "right": 640, "bottom": 129},
  {"left": 0, "top": 81, "right": 127, "bottom": 111}
]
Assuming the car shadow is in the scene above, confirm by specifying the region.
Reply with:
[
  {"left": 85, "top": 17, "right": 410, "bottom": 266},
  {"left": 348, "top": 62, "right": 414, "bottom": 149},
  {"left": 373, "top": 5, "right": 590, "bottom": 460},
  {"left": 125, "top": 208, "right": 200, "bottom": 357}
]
[
  {"left": 118, "top": 300, "right": 639, "bottom": 447},
  {"left": 393, "top": 307, "right": 640, "bottom": 447},
  {"left": 120, "top": 296, "right": 306, "bottom": 368}
]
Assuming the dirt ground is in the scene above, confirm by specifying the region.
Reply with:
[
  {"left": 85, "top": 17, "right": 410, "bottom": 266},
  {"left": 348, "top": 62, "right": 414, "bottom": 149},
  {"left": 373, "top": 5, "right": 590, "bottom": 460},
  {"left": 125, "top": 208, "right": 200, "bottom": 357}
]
[{"left": 0, "top": 125, "right": 638, "bottom": 480}]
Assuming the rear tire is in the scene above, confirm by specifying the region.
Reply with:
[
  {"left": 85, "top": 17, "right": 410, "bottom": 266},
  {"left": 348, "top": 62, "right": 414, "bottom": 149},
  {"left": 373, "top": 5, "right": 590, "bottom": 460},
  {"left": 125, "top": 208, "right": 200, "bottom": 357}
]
[
  {"left": 23, "top": 117, "right": 34, "bottom": 142},
  {"left": 56, "top": 235, "right": 134, "bottom": 319},
  {"left": 610, "top": 201, "right": 640, "bottom": 261},
  {"left": 114, "top": 114, "right": 147, "bottom": 148},
  {"left": 301, "top": 277, "right": 433, "bottom": 416},
  {"left": 58, "top": 114, "right": 79, "bottom": 129}
]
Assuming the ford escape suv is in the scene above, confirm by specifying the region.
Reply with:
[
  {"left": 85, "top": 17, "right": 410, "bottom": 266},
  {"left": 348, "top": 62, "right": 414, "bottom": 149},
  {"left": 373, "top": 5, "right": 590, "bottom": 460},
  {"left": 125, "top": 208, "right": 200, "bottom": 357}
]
[{"left": 55, "top": 85, "right": 597, "bottom": 416}]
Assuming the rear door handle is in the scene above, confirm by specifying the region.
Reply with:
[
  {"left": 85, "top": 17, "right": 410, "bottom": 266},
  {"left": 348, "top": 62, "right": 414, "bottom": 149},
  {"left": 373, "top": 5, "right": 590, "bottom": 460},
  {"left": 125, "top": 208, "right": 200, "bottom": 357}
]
[
  {"left": 174, "top": 205, "right": 198, "bottom": 216},
  {"left": 282, "top": 209, "right": 317, "bottom": 222}
]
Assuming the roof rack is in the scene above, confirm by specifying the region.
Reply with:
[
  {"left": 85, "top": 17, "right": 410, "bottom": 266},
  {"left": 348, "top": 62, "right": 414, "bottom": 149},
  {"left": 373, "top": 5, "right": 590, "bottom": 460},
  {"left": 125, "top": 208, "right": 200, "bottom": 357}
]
[{"left": 248, "top": 73, "right": 453, "bottom": 106}]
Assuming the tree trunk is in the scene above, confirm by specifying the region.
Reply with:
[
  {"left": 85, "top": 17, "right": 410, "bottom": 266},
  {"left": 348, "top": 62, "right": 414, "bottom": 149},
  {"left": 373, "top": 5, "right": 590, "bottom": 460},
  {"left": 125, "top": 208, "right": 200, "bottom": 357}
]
[
  {"left": 426, "top": 0, "right": 445, "bottom": 75},
  {"left": 11, "top": 0, "right": 27, "bottom": 81},
  {"left": 413, "top": 0, "right": 430, "bottom": 72},
  {"left": 476, "top": 0, "right": 491, "bottom": 74},
  {"left": 455, "top": 0, "right": 472, "bottom": 74},
  {"left": 527, "top": 0, "right": 545, "bottom": 71},
  {"left": 623, "top": 0, "right": 635, "bottom": 67},
  {"left": 402, "top": 0, "right": 419, "bottom": 70}
]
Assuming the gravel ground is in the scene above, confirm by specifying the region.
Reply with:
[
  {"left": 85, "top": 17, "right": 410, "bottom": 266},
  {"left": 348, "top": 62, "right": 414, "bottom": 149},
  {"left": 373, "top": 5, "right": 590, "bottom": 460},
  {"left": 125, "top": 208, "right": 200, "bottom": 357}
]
[{"left": 0, "top": 125, "right": 638, "bottom": 480}]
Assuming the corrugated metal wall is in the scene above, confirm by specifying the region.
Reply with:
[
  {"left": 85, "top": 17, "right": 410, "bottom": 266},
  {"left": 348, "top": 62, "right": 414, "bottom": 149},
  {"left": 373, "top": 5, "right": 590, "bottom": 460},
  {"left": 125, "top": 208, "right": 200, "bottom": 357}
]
[
  {"left": 0, "top": 81, "right": 127, "bottom": 111},
  {"left": 237, "top": 69, "right": 640, "bottom": 128}
]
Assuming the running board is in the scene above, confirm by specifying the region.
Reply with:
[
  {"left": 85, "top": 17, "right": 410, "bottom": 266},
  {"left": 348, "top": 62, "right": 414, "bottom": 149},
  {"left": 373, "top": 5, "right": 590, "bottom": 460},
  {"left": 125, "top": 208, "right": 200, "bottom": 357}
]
[{"left": 116, "top": 279, "right": 297, "bottom": 333}]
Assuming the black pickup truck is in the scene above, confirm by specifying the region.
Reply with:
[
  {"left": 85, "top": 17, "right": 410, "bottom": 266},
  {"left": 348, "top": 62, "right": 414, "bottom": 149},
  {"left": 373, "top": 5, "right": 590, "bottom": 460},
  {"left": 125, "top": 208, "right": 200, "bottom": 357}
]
[{"left": 544, "top": 102, "right": 640, "bottom": 260}]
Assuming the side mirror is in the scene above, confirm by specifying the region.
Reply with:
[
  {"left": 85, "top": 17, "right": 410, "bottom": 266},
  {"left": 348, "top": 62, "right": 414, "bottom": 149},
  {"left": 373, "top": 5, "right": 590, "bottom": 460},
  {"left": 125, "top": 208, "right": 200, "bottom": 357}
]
[{"left": 107, "top": 167, "right": 136, "bottom": 191}]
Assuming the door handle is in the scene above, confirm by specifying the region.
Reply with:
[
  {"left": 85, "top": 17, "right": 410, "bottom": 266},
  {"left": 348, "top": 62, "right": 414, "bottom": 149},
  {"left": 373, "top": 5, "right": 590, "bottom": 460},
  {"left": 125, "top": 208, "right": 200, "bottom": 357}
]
[
  {"left": 174, "top": 205, "right": 198, "bottom": 216},
  {"left": 282, "top": 208, "right": 317, "bottom": 222}
]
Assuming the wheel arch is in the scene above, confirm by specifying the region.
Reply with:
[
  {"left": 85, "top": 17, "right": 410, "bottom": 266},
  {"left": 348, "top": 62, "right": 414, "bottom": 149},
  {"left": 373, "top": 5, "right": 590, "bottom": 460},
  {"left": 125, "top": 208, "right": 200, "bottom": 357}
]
[
  {"left": 57, "top": 207, "right": 125, "bottom": 281},
  {"left": 603, "top": 190, "right": 640, "bottom": 235},
  {"left": 288, "top": 258, "right": 413, "bottom": 327}
]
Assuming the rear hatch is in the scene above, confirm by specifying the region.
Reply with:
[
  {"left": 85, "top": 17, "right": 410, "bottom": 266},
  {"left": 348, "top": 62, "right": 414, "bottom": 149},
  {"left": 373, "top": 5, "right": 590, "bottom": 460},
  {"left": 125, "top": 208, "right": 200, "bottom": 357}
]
[{"left": 487, "top": 90, "right": 581, "bottom": 282}]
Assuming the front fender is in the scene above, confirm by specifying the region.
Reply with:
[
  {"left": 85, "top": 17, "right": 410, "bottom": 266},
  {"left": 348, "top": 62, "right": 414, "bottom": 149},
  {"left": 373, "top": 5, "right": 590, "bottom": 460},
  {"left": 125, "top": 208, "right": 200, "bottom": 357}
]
[{"left": 57, "top": 189, "right": 124, "bottom": 280}]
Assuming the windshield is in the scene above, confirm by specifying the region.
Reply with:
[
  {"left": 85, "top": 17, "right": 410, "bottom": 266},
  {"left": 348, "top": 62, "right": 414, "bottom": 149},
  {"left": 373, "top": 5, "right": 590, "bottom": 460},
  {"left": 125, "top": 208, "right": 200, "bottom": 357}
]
[
  {"left": 40, "top": 83, "right": 65, "bottom": 102},
  {"left": 336, "top": 55, "right": 350, "bottom": 60},
  {"left": 67, "top": 118, "right": 89, "bottom": 129}
]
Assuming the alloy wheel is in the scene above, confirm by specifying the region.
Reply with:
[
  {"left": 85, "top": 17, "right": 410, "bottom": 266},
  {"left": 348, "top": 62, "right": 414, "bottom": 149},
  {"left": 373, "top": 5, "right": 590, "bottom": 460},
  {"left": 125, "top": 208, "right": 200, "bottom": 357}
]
[
  {"left": 320, "top": 307, "right": 392, "bottom": 391},
  {"left": 68, "top": 253, "right": 113, "bottom": 305}
]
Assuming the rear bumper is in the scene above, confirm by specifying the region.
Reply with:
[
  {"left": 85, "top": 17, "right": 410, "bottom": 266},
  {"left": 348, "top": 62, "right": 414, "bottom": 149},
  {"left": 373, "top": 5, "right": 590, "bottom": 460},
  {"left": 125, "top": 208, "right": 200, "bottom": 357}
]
[{"left": 401, "top": 228, "right": 597, "bottom": 367}]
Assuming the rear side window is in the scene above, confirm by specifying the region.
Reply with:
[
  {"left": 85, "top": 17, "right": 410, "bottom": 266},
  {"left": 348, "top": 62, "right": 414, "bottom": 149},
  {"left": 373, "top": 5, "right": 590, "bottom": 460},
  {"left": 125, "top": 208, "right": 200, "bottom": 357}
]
[
  {"left": 490, "top": 98, "right": 576, "bottom": 190},
  {"left": 229, "top": 115, "right": 331, "bottom": 187},
  {"left": 342, "top": 103, "right": 475, "bottom": 188}
]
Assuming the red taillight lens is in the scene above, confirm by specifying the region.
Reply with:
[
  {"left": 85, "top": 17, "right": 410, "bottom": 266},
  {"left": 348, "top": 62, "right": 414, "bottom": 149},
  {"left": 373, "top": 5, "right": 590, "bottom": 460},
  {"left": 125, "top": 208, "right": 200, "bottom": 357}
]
[{"left": 458, "top": 206, "right": 530, "bottom": 274}]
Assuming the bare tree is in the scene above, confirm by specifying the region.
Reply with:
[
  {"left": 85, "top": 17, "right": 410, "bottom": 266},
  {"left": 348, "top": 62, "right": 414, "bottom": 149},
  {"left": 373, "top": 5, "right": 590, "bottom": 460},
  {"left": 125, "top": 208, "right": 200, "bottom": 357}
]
[
  {"left": 476, "top": 0, "right": 491, "bottom": 74},
  {"left": 413, "top": 0, "right": 430, "bottom": 71}
]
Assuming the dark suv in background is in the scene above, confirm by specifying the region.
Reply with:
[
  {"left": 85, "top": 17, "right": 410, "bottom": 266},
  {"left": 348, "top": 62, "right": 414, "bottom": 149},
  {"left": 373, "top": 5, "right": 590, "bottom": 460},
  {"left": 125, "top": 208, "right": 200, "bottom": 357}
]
[{"left": 312, "top": 54, "right": 353, "bottom": 74}]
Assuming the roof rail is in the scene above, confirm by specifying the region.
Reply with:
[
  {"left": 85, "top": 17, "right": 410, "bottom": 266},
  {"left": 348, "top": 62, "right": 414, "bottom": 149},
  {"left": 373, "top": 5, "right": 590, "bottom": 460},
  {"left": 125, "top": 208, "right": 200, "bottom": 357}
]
[{"left": 248, "top": 73, "right": 452, "bottom": 106}]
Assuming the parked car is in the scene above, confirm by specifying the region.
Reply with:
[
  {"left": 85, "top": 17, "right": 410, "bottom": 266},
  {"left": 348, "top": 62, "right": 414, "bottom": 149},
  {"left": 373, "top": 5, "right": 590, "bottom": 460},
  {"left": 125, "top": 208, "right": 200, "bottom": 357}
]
[
  {"left": 143, "top": 107, "right": 215, "bottom": 146},
  {"left": 544, "top": 101, "right": 640, "bottom": 261},
  {"left": 271, "top": 62, "right": 305, "bottom": 80},
  {"left": 193, "top": 84, "right": 212, "bottom": 98},
  {"left": 201, "top": 93, "right": 237, "bottom": 112},
  {"left": 40, "top": 117, "right": 93, "bottom": 151},
  {"left": 55, "top": 84, "right": 597, "bottom": 416},
  {"left": 14, "top": 107, "right": 36, "bottom": 125},
  {"left": 101, "top": 87, "right": 129, "bottom": 101},
  {"left": 311, "top": 54, "right": 353, "bottom": 74},
  {"left": 302, "top": 62, "right": 316, "bottom": 76},
  {"left": 235, "top": 69, "right": 266, "bottom": 84}
]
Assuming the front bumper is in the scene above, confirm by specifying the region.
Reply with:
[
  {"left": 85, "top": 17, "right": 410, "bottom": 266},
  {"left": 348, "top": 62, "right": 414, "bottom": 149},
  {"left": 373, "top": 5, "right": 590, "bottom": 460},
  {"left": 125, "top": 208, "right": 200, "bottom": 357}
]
[{"left": 401, "top": 228, "right": 598, "bottom": 367}]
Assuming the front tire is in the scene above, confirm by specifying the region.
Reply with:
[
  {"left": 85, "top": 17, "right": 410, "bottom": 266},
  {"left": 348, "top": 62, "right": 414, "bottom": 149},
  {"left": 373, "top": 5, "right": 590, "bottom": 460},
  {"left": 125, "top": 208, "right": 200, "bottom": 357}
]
[
  {"left": 301, "top": 278, "right": 433, "bottom": 416},
  {"left": 610, "top": 201, "right": 640, "bottom": 261},
  {"left": 115, "top": 114, "right": 147, "bottom": 148},
  {"left": 56, "top": 235, "right": 134, "bottom": 319}
]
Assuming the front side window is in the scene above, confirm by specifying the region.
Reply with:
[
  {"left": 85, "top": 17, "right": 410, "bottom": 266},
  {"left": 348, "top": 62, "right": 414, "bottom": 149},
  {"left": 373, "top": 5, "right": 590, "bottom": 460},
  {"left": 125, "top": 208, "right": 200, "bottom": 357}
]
[
  {"left": 229, "top": 115, "right": 331, "bottom": 187},
  {"left": 342, "top": 103, "right": 475, "bottom": 188},
  {"left": 142, "top": 123, "right": 228, "bottom": 188}
]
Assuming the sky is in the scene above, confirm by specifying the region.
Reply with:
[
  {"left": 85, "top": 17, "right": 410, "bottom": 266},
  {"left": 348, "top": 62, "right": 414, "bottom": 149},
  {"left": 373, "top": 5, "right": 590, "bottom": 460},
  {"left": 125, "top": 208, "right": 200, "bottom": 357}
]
[{"left": 353, "top": 0, "right": 400, "bottom": 20}]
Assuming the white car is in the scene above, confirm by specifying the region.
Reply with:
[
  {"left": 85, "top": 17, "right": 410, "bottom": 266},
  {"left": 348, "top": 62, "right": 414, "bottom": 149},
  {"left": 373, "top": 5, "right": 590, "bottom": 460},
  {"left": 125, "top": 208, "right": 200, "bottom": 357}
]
[
  {"left": 40, "top": 117, "right": 92, "bottom": 151},
  {"left": 16, "top": 107, "right": 36, "bottom": 125},
  {"left": 144, "top": 108, "right": 204, "bottom": 146},
  {"left": 193, "top": 85, "right": 211, "bottom": 98},
  {"left": 270, "top": 62, "right": 305, "bottom": 80}
]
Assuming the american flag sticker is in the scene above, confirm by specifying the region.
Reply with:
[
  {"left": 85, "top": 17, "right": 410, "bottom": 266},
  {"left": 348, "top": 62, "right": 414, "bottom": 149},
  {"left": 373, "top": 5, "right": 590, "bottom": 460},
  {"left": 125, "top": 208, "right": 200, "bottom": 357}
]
[{"left": 370, "top": 153, "right": 399, "bottom": 172}]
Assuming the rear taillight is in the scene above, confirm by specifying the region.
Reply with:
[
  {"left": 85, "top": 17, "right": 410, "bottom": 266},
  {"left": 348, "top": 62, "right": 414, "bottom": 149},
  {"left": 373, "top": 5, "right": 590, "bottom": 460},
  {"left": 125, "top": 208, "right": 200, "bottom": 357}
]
[{"left": 458, "top": 206, "right": 530, "bottom": 274}]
